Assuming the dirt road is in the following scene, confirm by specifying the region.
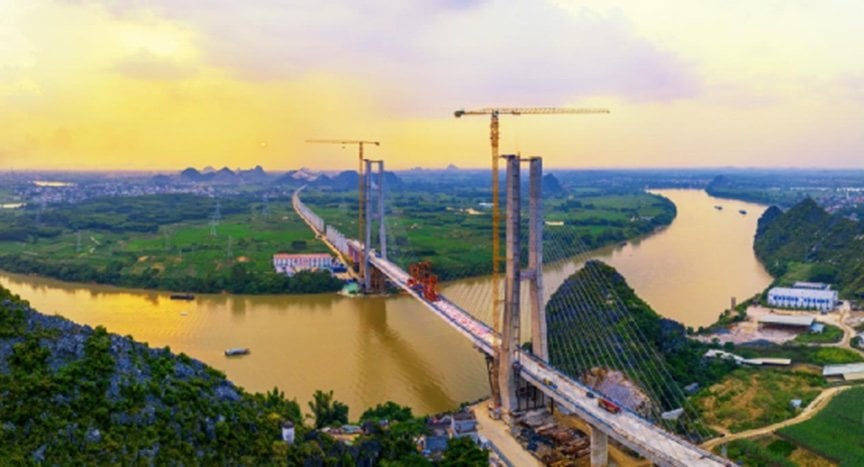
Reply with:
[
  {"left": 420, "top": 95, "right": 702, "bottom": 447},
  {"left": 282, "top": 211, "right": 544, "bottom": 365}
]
[{"left": 701, "top": 385, "right": 850, "bottom": 450}]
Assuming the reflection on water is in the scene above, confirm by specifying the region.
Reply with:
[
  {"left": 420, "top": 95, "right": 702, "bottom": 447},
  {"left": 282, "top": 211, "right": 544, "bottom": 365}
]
[
  {"left": 0, "top": 189, "right": 772, "bottom": 414},
  {"left": 0, "top": 272, "right": 487, "bottom": 415}
]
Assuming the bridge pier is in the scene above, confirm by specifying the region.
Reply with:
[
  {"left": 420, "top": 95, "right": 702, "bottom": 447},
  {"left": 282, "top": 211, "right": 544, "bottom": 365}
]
[{"left": 590, "top": 429, "right": 609, "bottom": 467}]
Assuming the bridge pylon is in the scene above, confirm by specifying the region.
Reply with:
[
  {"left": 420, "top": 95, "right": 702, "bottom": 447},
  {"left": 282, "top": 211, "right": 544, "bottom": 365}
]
[
  {"left": 498, "top": 155, "right": 547, "bottom": 421},
  {"left": 498, "top": 155, "right": 521, "bottom": 420},
  {"left": 362, "top": 159, "right": 387, "bottom": 292}
]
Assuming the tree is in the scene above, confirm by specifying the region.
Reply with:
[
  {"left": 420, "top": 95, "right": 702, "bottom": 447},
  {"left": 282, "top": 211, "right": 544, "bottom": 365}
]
[
  {"left": 359, "top": 401, "right": 413, "bottom": 423},
  {"left": 307, "top": 390, "right": 349, "bottom": 429},
  {"left": 441, "top": 437, "right": 488, "bottom": 466}
]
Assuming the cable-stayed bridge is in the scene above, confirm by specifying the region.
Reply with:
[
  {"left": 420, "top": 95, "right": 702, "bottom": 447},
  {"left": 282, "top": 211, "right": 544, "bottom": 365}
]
[{"left": 293, "top": 168, "right": 728, "bottom": 466}]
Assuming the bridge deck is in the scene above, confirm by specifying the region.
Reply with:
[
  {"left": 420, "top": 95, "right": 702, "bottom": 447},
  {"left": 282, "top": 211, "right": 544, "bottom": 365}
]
[{"left": 295, "top": 191, "right": 728, "bottom": 467}]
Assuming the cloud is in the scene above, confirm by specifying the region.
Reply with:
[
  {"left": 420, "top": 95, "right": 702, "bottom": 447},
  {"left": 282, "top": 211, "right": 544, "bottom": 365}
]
[
  {"left": 87, "top": 0, "right": 700, "bottom": 111},
  {"left": 112, "top": 49, "right": 197, "bottom": 80}
]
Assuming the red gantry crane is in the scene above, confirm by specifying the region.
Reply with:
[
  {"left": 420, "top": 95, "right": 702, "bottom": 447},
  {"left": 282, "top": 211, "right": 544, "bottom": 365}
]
[
  {"left": 454, "top": 106, "right": 609, "bottom": 415},
  {"left": 306, "top": 139, "right": 380, "bottom": 246}
]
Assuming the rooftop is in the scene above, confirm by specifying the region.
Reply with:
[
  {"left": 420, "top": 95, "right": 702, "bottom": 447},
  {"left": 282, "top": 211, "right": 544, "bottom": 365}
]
[
  {"left": 768, "top": 287, "right": 837, "bottom": 300},
  {"left": 758, "top": 314, "right": 815, "bottom": 327},
  {"left": 273, "top": 253, "right": 333, "bottom": 259},
  {"left": 823, "top": 363, "right": 864, "bottom": 377},
  {"left": 793, "top": 281, "right": 831, "bottom": 290}
]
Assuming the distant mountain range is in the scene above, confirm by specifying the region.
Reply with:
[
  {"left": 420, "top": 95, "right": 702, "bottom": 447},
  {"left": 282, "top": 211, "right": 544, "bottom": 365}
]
[
  {"left": 178, "top": 166, "right": 267, "bottom": 183},
  {"left": 160, "top": 166, "right": 404, "bottom": 190},
  {"left": 275, "top": 170, "right": 404, "bottom": 190}
]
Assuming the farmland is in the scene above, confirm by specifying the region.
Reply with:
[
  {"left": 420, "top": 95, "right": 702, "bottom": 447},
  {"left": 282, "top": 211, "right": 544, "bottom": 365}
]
[
  {"left": 301, "top": 188, "right": 676, "bottom": 279},
  {"left": 0, "top": 194, "right": 340, "bottom": 294},
  {"left": 778, "top": 386, "right": 864, "bottom": 465},
  {"left": 718, "top": 436, "right": 834, "bottom": 467},
  {"left": 0, "top": 182, "right": 675, "bottom": 292}
]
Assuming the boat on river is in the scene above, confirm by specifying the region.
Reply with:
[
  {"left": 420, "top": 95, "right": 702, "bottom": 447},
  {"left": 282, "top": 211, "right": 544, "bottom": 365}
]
[
  {"left": 714, "top": 205, "right": 723, "bottom": 210},
  {"left": 169, "top": 293, "right": 195, "bottom": 301},
  {"left": 225, "top": 348, "right": 250, "bottom": 357},
  {"left": 739, "top": 209, "right": 747, "bottom": 215}
]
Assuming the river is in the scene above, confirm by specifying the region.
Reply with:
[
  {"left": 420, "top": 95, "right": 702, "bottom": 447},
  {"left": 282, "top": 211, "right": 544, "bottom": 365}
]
[{"left": 0, "top": 189, "right": 772, "bottom": 415}]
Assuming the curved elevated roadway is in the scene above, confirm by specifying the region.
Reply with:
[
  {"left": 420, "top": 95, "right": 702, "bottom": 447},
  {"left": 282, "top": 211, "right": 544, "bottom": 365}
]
[{"left": 295, "top": 191, "right": 728, "bottom": 467}]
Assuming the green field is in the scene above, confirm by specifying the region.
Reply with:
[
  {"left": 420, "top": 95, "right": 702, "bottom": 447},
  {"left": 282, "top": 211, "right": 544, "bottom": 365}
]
[
  {"left": 793, "top": 323, "right": 844, "bottom": 344},
  {"left": 0, "top": 185, "right": 676, "bottom": 291},
  {"left": 0, "top": 194, "right": 340, "bottom": 294},
  {"left": 301, "top": 189, "right": 676, "bottom": 279},
  {"left": 778, "top": 386, "right": 864, "bottom": 465},
  {"left": 717, "top": 436, "right": 834, "bottom": 467}
]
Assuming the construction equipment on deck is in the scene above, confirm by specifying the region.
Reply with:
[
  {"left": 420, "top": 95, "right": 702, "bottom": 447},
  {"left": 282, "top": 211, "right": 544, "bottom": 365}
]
[
  {"left": 305, "top": 139, "right": 380, "bottom": 249},
  {"left": 407, "top": 261, "right": 440, "bottom": 302},
  {"left": 453, "top": 106, "right": 609, "bottom": 418}
]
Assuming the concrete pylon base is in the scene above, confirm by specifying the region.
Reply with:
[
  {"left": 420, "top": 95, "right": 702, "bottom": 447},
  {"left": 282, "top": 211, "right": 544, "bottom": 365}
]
[{"left": 590, "top": 428, "right": 609, "bottom": 467}]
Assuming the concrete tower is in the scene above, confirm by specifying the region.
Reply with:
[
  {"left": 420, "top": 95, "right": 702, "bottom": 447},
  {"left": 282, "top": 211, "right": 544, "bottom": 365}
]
[
  {"left": 499, "top": 155, "right": 521, "bottom": 418},
  {"left": 527, "top": 157, "right": 547, "bottom": 360}
]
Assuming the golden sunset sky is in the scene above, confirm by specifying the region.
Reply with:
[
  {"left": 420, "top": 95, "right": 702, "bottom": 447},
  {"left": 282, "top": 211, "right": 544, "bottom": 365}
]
[{"left": 1, "top": 1, "right": 862, "bottom": 171}]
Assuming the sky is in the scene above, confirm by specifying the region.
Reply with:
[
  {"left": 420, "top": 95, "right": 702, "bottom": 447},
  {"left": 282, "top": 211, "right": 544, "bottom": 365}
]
[{"left": 1, "top": 0, "right": 863, "bottom": 171}]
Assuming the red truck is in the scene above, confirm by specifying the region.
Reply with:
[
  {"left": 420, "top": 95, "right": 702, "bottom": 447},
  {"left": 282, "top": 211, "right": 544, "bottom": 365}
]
[{"left": 598, "top": 398, "right": 621, "bottom": 414}]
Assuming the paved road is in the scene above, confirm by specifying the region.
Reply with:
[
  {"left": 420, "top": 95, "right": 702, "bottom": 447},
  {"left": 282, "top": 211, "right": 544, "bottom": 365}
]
[{"left": 701, "top": 386, "right": 850, "bottom": 450}]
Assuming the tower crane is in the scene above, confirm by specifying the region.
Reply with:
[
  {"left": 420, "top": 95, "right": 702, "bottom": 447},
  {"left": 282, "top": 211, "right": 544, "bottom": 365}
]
[
  {"left": 453, "top": 106, "right": 609, "bottom": 417},
  {"left": 306, "top": 139, "right": 380, "bottom": 247}
]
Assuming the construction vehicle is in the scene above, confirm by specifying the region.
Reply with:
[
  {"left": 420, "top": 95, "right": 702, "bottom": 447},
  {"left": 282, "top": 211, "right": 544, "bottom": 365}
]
[
  {"left": 598, "top": 398, "right": 621, "bottom": 414},
  {"left": 407, "top": 261, "right": 440, "bottom": 301}
]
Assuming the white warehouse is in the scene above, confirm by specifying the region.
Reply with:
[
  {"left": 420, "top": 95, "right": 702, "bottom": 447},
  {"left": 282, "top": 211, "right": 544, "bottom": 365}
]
[{"left": 767, "top": 286, "right": 838, "bottom": 311}]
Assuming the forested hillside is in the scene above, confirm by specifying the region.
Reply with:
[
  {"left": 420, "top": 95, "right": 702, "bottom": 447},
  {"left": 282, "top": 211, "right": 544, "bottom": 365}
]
[
  {"left": 0, "top": 286, "right": 480, "bottom": 464},
  {"left": 546, "top": 261, "right": 736, "bottom": 412},
  {"left": 754, "top": 198, "right": 864, "bottom": 297}
]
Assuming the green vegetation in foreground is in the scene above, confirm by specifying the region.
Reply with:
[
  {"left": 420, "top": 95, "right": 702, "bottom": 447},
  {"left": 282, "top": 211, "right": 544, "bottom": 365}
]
[
  {"left": 778, "top": 386, "right": 864, "bottom": 466},
  {"left": 720, "top": 435, "right": 836, "bottom": 467},
  {"left": 0, "top": 285, "right": 486, "bottom": 464},
  {"left": 715, "top": 438, "right": 799, "bottom": 467},
  {"left": 792, "top": 323, "right": 844, "bottom": 344},
  {"left": 545, "top": 261, "right": 737, "bottom": 431},
  {"left": 0, "top": 194, "right": 342, "bottom": 294},
  {"left": 302, "top": 189, "right": 676, "bottom": 280},
  {"left": 754, "top": 197, "right": 864, "bottom": 298},
  {"left": 693, "top": 368, "right": 825, "bottom": 433}
]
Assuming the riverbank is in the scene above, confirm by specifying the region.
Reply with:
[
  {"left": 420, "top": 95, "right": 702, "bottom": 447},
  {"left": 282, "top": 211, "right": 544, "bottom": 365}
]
[{"left": 0, "top": 189, "right": 775, "bottom": 415}]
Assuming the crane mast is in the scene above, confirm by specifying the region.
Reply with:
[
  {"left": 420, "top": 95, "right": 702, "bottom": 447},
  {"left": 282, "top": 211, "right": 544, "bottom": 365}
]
[
  {"left": 454, "top": 106, "right": 609, "bottom": 417},
  {"left": 306, "top": 139, "right": 380, "bottom": 253}
]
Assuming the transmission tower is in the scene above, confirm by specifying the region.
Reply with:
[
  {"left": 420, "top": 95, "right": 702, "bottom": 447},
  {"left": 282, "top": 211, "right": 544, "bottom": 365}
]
[
  {"left": 227, "top": 235, "right": 233, "bottom": 259},
  {"left": 210, "top": 199, "right": 222, "bottom": 237}
]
